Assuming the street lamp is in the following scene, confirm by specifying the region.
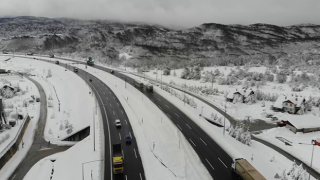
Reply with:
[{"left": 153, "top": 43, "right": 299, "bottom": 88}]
[
  {"left": 82, "top": 159, "right": 104, "bottom": 180},
  {"left": 299, "top": 139, "right": 320, "bottom": 180},
  {"left": 223, "top": 102, "right": 227, "bottom": 136}
]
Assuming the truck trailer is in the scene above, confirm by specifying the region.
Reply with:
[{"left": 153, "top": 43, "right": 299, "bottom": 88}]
[
  {"left": 113, "top": 143, "right": 124, "bottom": 174},
  {"left": 231, "top": 158, "right": 266, "bottom": 180},
  {"left": 87, "top": 57, "right": 94, "bottom": 66}
]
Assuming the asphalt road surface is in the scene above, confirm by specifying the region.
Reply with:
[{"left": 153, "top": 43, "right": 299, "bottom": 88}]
[
  {"left": 9, "top": 76, "right": 70, "bottom": 180},
  {"left": 64, "top": 65, "right": 146, "bottom": 180}
]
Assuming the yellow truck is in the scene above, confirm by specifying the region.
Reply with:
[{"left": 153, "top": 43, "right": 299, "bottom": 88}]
[
  {"left": 231, "top": 158, "right": 266, "bottom": 180},
  {"left": 113, "top": 143, "right": 124, "bottom": 174}
]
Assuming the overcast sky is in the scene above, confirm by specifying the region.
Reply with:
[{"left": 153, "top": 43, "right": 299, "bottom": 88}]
[{"left": 0, "top": 0, "right": 319, "bottom": 29}]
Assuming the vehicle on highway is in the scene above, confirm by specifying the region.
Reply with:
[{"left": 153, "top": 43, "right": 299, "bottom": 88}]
[
  {"left": 55, "top": 60, "right": 59, "bottom": 65},
  {"left": 110, "top": 70, "right": 114, "bottom": 74},
  {"left": 231, "top": 158, "right": 266, "bottom": 180},
  {"left": 115, "top": 119, "right": 121, "bottom": 127},
  {"left": 87, "top": 57, "right": 94, "bottom": 66},
  {"left": 26, "top": 52, "right": 34, "bottom": 55},
  {"left": 73, "top": 67, "right": 78, "bottom": 73},
  {"left": 36, "top": 97, "right": 40, "bottom": 102},
  {"left": 125, "top": 134, "right": 132, "bottom": 144},
  {"left": 113, "top": 143, "right": 124, "bottom": 174},
  {"left": 146, "top": 84, "right": 153, "bottom": 92},
  {"left": 134, "top": 79, "right": 144, "bottom": 89},
  {"left": 272, "top": 116, "right": 278, "bottom": 121},
  {"left": 89, "top": 79, "right": 92, "bottom": 82},
  {"left": 49, "top": 54, "right": 54, "bottom": 58}
]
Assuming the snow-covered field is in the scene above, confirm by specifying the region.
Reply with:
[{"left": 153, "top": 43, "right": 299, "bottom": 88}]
[
  {"left": 0, "top": 57, "right": 41, "bottom": 179},
  {"left": 256, "top": 127, "right": 320, "bottom": 173},
  {"left": 2, "top": 54, "right": 318, "bottom": 179},
  {"left": 0, "top": 56, "right": 102, "bottom": 180},
  {"left": 124, "top": 72, "right": 317, "bottom": 179}
]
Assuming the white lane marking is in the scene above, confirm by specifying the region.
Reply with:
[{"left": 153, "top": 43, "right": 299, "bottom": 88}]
[
  {"left": 110, "top": 103, "right": 112, "bottom": 107},
  {"left": 189, "top": 139, "right": 196, "bottom": 146},
  {"left": 158, "top": 106, "right": 162, "bottom": 110},
  {"left": 121, "top": 110, "right": 124, "bottom": 114},
  {"left": 186, "top": 124, "right": 192, "bottom": 129},
  {"left": 206, "top": 159, "right": 215, "bottom": 170},
  {"left": 166, "top": 113, "right": 171, "bottom": 118},
  {"left": 89, "top": 77, "right": 113, "bottom": 179},
  {"left": 113, "top": 96, "right": 115, "bottom": 99},
  {"left": 166, "top": 105, "right": 169, "bottom": 108},
  {"left": 107, "top": 97, "right": 108, "bottom": 100},
  {"left": 129, "top": 132, "right": 131, "bottom": 137},
  {"left": 113, "top": 111, "right": 115, "bottom": 115},
  {"left": 218, "top": 158, "right": 228, "bottom": 168},
  {"left": 177, "top": 124, "right": 182, "bottom": 130},
  {"left": 140, "top": 173, "right": 142, "bottom": 180},
  {"left": 175, "top": 113, "right": 179, "bottom": 117},
  {"left": 125, "top": 175, "right": 127, "bottom": 180},
  {"left": 200, "top": 138, "right": 207, "bottom": 146},
  {"left": 117, "top": 103, "right": 119, "bottom": 106},
  {"left": 125, "top": 119, "right": 128, "bottom": 124},
  {"left": 157, "top": 98, "right": 161, "bottom": 101},
  {"left": 119, "top": 133, "right": 121, "bottom": 140},
  {"left": 122, "top": 150, "right": 124, "bottom": 160},
  {"left": 134, "top": 148, "right": 137, "bottom": 158}
]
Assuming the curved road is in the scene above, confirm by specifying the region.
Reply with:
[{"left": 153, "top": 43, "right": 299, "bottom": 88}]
[{"left": 9, "top": 76, "right": 70, "bottom": 180}]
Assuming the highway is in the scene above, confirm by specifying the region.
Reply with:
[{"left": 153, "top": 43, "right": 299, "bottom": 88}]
[
  {"left": 21, "top": 57, "right": 146, "bottom": 180},
  {"left": 52, "top": 58, "right": 237, "bottom": 179},
  {"left": 76, "top": 68, "right": 145, "bottom": 180},
  {"left": 28, "top": 56, "right": 238, "bottom": 179}
]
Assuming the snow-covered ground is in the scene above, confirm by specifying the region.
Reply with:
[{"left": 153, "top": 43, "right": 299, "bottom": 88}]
[
  {"left": 0, "top": 58, "right": 41, "bottom": 179},
  {"left": 0, "top": 56, "right": 101, "bottom": 180},
  {"left": 133, "top": 66, "right": 320, "bottom": 122},
  {"left": 256, "top": 127, "right": 320, "bottom": 173},
  {"left": 3, "top": 55, "right": 317, "bottom": 179}
]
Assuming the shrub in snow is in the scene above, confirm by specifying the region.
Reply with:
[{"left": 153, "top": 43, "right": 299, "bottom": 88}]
[
  {"left": 48, "top": 95, "right": 53, "bottom": 100},
  {"left": 46, "top": 69, "right": 52, "bottom": 78},
  {"left": 59, "top": 123, "right": 63, "bottom": 130},
  {"left": 66, "top": 124, "right": 73, "bottom": 134},
  {"left": 173, "top": 70, "right": 177, "bottom": 77},
  {"left": 49, "top": 128, "right": 53, "bottom": 134},
  {"left": 277, "top": 73, "right": 287, "bottom": 83},
  {"left": 210, "top": 113, "right": 215, "bottom": 121},
  {"left": 65, "top": 120, "right": 70, "bottom": 129},
  {"left": 47, "top": 100, "right": 53, "bottom": 108},
  {"left": 51, "top": 113, "right": 55, "bottom": 119}
]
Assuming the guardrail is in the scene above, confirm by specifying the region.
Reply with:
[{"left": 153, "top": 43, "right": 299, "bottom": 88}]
[{"left": 0, "top": 114, "right": 30, "bottom": 170}]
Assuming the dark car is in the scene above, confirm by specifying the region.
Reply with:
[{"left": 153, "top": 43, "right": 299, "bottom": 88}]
[
  {"left": 49, "top": 54, "right": 54, "bottom": 58},
  {"left": 110, "top": 70, "right": 114, "bottom": 74},
  {"left": 125, "top": 135, "right": 132, "bottom": 144},
  {"left": 73, "top": 67, "right": 78, "bottom": 72},
  {"left": 36, "top": 97, "right": 40, "bottom": 102},
  {"left": 89, "top": 79, "right": 92, "bottom": 82},
  {"left": 55, "top": 61, "right": 59, "bottom": 65}
]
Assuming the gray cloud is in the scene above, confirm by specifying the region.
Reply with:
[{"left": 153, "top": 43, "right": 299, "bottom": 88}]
[{"left": 0, "top": 0, "right": 319, "bottom": 29}]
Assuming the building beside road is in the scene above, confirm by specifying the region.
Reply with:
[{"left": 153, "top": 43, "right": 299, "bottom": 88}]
[{"left": 281, "top": 114, "right": 320, "bottom": 133}]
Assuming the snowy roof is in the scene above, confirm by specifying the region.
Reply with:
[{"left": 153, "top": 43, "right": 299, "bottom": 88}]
[
  {"left": 244, "top": 88, "right": 255, "bottom": 97},
  {"left": 284, "top": 95, "right": 305, "bottom": 107},
  {"left": 227, "top": 89, "right": 236, "bottom": 99},
  {"left": 273, "top": 94, "right": 286, "bottom": 109},
  {"left": 236, "top": 89, "right": 245, "bottom": 95},
  {"left": 284, "top": 114, "right": 320, "bottom": 129}
]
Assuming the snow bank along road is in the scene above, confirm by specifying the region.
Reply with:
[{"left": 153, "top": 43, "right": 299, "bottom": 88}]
[
  {"left": 8, "top": 76, "right": 70, "bottom": 180},
  {"left": 42, "top": 57, "right": 238, "bottom": 180},
  {"left": 51, "top": 61, "right": 145, "bottom": 180}
]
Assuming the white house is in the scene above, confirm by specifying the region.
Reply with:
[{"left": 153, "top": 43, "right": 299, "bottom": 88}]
[{"left": 273, "top": 94, "right": 306, "bottom": 114}]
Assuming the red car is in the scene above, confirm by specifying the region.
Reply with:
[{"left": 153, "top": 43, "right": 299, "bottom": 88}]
[{"left": 277, "top": 120, "right": 288, "bottom": 127}]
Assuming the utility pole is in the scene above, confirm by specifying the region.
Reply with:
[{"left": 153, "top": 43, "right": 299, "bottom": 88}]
[{"left": 211, "top": 70, "right": 213, "bottom": 88}]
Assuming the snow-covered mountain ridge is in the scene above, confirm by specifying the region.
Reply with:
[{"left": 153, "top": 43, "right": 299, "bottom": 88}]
[{"left": 1, "top": 16, "right": 320, "bottom": 65}]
